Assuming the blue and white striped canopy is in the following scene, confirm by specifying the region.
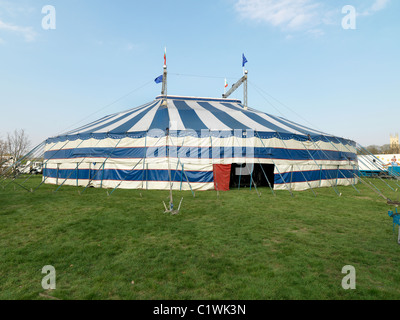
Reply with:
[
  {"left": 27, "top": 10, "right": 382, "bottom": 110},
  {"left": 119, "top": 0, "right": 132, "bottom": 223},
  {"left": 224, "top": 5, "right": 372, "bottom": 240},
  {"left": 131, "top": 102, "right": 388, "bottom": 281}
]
[{"left": 51, "top": 95, "right": 352, "bottom": 145}]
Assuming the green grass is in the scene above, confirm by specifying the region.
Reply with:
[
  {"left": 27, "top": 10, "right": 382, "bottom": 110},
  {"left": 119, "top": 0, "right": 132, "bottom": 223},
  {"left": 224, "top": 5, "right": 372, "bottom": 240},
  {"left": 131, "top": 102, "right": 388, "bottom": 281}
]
[{"left": 1, "top": 176, "right": 400, "bottom": 300}]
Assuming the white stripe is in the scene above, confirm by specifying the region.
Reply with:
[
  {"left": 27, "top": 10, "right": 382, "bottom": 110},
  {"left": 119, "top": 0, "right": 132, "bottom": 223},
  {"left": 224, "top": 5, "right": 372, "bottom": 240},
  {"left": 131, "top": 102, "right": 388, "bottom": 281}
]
[
  {"left": 185, "top": 101, "right": 231, "bottom": 130},
  {"left": 94, "top": 102, "right": 157, "bottom": 133},
  {"left": 64, "top": 114, "right": 116, "bottom": 135},
  {"left": 246, "top": 109, "right": 305, "bottom": 135},
  {"left": 167, "top": 100, "right": 186, "bottom": 130},
  {"left": 276, "top": 116, "right": 327, "bottom": 135},
  {"left": 73, "top": 102, "right": 154, "bottom": 134},
  {"left": 128, "top": 101, "right": 162, "bottom": 132},
  {"left": 208, "top": 102, "right": 275, "bottom": 132}
]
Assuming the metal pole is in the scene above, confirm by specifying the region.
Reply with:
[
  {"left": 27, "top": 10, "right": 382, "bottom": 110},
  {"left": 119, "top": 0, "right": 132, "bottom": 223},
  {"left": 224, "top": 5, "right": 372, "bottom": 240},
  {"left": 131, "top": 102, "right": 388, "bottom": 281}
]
[
  {"left": 275, "top": 132, "right": 316, "bottom": 197},
  {"left": 256, "top": 132, "right": 293, "bottom": 197}
]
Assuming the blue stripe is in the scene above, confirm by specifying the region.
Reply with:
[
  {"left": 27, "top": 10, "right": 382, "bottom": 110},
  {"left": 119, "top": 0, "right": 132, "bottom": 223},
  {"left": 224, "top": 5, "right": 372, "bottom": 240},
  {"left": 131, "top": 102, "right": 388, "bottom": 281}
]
[
  {"left": 280, "top": 117, "right": 326, "bottom": 136},
  {"left": 65, "top": 114, "right": 116, "bottom": 135},
  {"left": 43, "top": 168, "right": 214, "bottom": 183},
  {"left": 44, "top": 146, "right": 357, "bottom": 162},
  {"left": 267, "top": 114, "right": 327, "bottom": 137},
  {"left": 43, "top": 167, "right": 355, "bottom": 186},
  {"left": 221, "top": 103, "right": 292, "bottom": 134},
  {"left": 148, "top": 104, "right": 170, "bottom": 131},
  {"left": 198, "top": 102, "right": 250, "bottom": 129},
  {"left": 46, "top": 131, "right": 356, "bottom": 146},
  {"left": 274, "top": 168, "right": 355, "bottom": 185},
  {"left": 173, "top": 100, "right": 208, "bottom": 130},
  {"left": 266, "top": 114, "right": 315, "bottom": 136},
  {"left": 80, "top": 102, "right": 154, "bottom": 134},
  {"left": 110, "top": 101, "right": 159, "bottom": 133}
]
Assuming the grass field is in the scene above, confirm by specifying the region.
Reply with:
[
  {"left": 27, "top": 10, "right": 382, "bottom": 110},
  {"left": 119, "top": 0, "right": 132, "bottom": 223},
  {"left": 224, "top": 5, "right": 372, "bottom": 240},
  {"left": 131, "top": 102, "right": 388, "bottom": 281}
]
[{"left": 1, "top": 176, "right": 400, "bottom": 300}]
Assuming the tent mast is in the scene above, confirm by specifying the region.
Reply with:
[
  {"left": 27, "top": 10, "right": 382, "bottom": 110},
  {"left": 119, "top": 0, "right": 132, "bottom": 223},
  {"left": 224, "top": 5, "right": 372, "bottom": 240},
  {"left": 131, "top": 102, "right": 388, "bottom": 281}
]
[
  {"left": 243, "top": 70, "right": 248, "bottom": 110},
  {"left": 161, "top": 47, "right": 168, "bottom": 102},
  {"left": 223, "top": 71, "right": 248, "bottom": 110},
  {"left": 161, "top": 65, "right": 167, "bottom": 97},
  {"left": 223, "top": 54, "right": 248, "bottom": 110}
]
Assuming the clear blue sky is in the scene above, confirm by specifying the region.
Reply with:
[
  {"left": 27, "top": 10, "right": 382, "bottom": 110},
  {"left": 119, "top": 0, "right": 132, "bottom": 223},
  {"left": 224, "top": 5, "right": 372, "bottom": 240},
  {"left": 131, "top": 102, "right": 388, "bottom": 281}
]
[{"left": 0, "top": 0, "right": 399, "bottom": 147}]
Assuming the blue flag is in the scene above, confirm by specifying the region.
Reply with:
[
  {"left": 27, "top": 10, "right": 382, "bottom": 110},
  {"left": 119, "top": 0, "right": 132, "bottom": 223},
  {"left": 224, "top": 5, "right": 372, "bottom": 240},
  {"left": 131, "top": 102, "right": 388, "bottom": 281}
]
[
  {"left": 242, "top": 54, "right": 248, "bottom": 67},
  {"left": 154, "top": 75, "right": 163, "bottom": 84}
]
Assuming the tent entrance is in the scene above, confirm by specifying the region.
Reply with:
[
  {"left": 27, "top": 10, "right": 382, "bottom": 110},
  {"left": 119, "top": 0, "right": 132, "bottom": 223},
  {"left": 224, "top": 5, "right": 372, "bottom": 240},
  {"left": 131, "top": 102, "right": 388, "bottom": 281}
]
[{"left": 229, "top": 163, "right": 275, "bottom": 189}]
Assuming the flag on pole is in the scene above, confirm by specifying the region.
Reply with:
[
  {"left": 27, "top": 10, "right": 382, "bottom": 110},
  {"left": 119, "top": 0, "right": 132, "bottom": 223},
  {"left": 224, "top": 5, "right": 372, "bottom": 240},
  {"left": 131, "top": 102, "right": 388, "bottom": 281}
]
[
  {"left": 155, "top": 75, "right": 163, "bottom": 84},
  {"left": 242, "top": 54, "right": 248, "bottom": 67},
  {"left": 224, "top": 78, "right": 228, "bottom": 88},
  {"left": 164, "top": 47, "right": 167, "bottom": 66}
]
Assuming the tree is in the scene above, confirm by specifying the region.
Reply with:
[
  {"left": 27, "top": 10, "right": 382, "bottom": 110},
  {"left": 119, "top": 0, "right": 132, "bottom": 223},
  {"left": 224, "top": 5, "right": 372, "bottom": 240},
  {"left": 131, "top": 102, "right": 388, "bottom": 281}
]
[
  {"left": 0, "top": 137, "right": 6, "bottom": 163},
  {"left": 381, "top": 144, "right": 391, "bottom": 154},
  {"left": 365, "top": 145, "right": 380, "bottom": 155},
  {"left": 0, "top": 137, "right": 8, "bottom": 174},
  {"left": 6, "top": 129, "right": 31, "bottom": 162}
]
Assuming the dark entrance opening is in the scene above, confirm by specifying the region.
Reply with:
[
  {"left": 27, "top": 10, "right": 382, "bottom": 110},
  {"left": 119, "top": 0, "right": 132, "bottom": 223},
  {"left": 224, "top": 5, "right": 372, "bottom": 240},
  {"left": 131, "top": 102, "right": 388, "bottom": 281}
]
[{"left": 230, "top": 163, "right": 275, "bottom": 189}]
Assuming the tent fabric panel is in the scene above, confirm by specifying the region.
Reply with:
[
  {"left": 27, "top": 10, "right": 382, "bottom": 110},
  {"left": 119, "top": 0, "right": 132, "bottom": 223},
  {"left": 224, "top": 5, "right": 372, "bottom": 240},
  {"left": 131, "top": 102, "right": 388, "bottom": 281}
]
[
  {"left": 80, "top": 103, "right": 155, "bottom": 134},
  {"left": 148, "top": 105, "right": 171, "bottom": 131},
  {"left": 273, "top": 167, "right": 356, "bottom": 186},
  {"left": 107, "top": 102, "right": 160, "bottom": 134},
  {"left": 43, "top": 168, "right": 214, "bottom": 184},
  {"left": 172, "top": 100, "right": 209, "bottom": 130},
  {"left": 206, "top": 102, "right": 273, "bottom": 132},
  {"left": 221, "top": 103, "right": 292, "bottom": 134},
  {"left": 44, "top": 146, "right": 357, "bottom": 163},
  {"left": 44, "top": 177, "right": 215, "bottom": 191},
  {"left": 197, "top": 102, "right": 251, "bottom": 130}
]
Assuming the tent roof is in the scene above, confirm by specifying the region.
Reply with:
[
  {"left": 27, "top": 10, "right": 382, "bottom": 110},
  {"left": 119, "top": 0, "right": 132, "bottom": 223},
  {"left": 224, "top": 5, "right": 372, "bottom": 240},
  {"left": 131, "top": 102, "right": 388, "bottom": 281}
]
[{"left": 50, "top": 96, "right": 354, "bottom": 145}]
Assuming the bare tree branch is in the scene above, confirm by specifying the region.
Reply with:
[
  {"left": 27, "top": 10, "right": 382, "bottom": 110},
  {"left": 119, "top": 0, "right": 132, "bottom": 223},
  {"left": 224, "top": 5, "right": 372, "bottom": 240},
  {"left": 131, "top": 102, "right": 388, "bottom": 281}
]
[{"left": 6, "top": 129, "right": 31, "bottom": 162}]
